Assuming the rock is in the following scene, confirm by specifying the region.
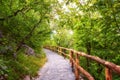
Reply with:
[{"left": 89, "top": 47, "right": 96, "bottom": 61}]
[{"left": 22, "top": 45, "right": 35, "bottom": 56}]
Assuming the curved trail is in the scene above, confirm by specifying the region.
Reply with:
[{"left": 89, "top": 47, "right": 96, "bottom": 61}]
[{"left": 36, "top": 49, "right": 75, "bottom": 80}]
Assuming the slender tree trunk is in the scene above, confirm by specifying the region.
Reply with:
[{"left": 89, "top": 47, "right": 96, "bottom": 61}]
[{"left": 86, "top": 41, "right": 91, "bottom": 71}]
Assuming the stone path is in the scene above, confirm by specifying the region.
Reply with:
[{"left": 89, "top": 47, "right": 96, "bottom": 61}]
[{"left": 35, "top": 49, "right": 75, "bottom": 80}]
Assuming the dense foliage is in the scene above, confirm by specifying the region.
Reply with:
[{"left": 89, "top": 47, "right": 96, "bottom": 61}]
[
  {"left": 0, "top": 0, "right": 120, "bottom": 80},
  {"left": 0, "top": 0, "right": 51, "bottom": 79},
  {"left": 49, "top": 0, "right": 120, "bottom": 79}
]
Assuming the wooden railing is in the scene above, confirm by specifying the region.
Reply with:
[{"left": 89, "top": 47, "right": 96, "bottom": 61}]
[{"left": 45, "top": 46, "right": 120, "bottom": 80}]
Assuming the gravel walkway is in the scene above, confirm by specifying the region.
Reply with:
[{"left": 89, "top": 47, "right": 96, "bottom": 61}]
[{"left": 35, "top": 49, "right": 75, "bottom": 80}]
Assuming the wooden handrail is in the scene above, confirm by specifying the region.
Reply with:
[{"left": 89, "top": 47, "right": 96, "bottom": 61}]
[{"left": 45, "top": 46, "right": 120, "bottom": 80}]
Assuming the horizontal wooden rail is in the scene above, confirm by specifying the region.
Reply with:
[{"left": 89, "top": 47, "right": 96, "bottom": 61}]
[{"left": 45, "top": 46, "right": 120, "bottom": 80}]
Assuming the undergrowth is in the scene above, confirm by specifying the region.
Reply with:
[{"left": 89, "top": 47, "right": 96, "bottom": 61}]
[{"left": 0, "top": 51, "right": 46, "bottom": 80}]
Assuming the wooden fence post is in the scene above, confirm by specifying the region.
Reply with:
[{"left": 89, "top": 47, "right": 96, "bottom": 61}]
[
  {"left": 57, "top": 47, "right": 58, "bottom": 53},
  {"left": 63, "top": 49, "right": 66, "bottom": 58},
  {"left": 75, "top": 53, "right": 80, "bottom": 80},
  {"left": 59, "top": 47, "right": 61, "bottom": 55},
  {"left": 69, "top": 50, "right": 74, "bottom": 70},
  {"left": 105, "top": 67, "right": 112, "bottom": 80},
  {"left": 50, "top": 46, "right": 52, "bottom": 50},
  {"left": 52, "top": 46, "right": 54, "bottom": 51},
  {"left": 54, "top": 46, "right": 56, "bottom": 52},
  {"left": 58, "top": 47, "right": 60, "bottom": 53}
]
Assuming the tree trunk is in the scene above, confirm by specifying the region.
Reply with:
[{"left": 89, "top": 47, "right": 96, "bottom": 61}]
[{"left": 86, "top": 41, "right": 91, "bottom": 71}]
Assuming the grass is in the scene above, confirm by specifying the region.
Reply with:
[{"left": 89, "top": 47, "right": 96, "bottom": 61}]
[
  {"left": 0, "top": 51, "right": 46, "bottom": 80},
  {"left": 17, "top": 53, "right": 46, "bottom": 77}
]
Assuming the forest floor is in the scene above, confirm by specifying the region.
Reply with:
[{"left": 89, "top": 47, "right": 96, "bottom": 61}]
[{"left": 35, "top": 49, "right": 75, "bottom": 80}]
